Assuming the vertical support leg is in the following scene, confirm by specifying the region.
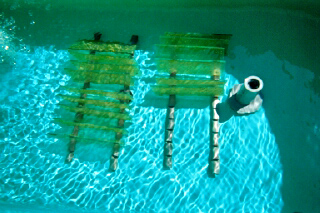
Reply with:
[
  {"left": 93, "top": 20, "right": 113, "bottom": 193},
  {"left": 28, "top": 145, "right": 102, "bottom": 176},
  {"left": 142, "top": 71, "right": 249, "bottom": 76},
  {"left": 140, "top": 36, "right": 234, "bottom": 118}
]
[
  {"left": 163, "top": 72, "right": 176, "bottom": 169},
  {"left": 110, "top": 35, "right": 138, "bottom": 171},
  {"left": 65, "top": 82, "right": 90, "bottom": 163},
  {"left": 163, "top": 95, "right": 175, "bottom": 170},
  {"left": 109, "top": 85, "right": 131, "bottom": 171},
  {"left": 208, "top": 96, "right": 220, "bottom": 177},
  {"left": 109, "top": 132, "right": 122, "bottom": 171}
]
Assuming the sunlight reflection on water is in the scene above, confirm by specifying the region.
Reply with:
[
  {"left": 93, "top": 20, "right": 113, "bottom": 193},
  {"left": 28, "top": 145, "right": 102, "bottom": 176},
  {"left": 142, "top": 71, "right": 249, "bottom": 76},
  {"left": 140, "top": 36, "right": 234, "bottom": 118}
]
[{"left": 0, "top": 49, "right": 283, "bottom": 212}]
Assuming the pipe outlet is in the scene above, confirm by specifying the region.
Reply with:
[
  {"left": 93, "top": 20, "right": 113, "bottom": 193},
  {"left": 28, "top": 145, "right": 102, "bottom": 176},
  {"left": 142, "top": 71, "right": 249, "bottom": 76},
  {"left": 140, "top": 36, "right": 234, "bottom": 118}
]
[
  {"left": 236, "top": 76, "right": 263, "bottom": 105},
  {"left": 228, "top": 76, "right": 263, "bottom": 114}
]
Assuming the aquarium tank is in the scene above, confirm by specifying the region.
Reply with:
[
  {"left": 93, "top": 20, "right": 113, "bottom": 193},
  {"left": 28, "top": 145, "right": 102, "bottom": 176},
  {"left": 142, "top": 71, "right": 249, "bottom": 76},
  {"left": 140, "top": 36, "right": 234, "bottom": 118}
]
[{"left": 0, "top": 1, "right": 319, "bottom": 213}]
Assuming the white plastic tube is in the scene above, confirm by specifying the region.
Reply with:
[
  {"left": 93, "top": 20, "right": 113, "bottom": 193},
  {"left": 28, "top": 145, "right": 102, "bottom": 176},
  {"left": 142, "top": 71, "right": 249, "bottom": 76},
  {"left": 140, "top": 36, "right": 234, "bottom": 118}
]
[{"left": 236, "top": 76, "right": 264, "bottom": 105}]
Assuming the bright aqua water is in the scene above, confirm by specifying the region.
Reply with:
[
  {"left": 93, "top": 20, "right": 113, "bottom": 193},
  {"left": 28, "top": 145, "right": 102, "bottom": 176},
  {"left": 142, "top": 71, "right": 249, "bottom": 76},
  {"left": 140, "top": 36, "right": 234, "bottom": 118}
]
[{"left": 0, "top": 44, "right": 283, "bottom": 212}]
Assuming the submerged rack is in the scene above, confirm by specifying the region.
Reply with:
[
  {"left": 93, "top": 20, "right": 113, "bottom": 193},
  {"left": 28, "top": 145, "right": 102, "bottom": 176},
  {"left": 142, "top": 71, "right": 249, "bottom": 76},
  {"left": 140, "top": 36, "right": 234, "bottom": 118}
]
[
  {"left": 153, "top": 32, "right": 231, "bottom": 177},
  {"left": 52, "top": 33, "right": 138, "bottom": 171}
]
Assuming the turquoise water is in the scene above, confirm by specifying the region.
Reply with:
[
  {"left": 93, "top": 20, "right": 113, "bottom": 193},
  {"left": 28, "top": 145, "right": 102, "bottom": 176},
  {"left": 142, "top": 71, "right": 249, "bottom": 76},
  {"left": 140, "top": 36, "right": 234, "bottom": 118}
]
[{"left": 0, "top": 37, "right": 283, "bottom": 212}]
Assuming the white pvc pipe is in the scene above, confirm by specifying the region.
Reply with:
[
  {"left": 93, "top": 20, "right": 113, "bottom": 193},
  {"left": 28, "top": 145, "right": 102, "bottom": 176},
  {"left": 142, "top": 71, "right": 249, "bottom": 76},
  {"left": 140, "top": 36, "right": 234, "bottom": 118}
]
[{"left": 235, "top": 76, "right": 263, "bottom": 105}]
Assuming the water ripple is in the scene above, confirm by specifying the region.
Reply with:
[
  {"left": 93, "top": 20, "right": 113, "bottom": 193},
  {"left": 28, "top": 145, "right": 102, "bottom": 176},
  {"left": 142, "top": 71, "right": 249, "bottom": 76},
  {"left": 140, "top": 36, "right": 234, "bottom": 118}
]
[{"left": 0, "top": 48, "right": 283, "bottom": 212}]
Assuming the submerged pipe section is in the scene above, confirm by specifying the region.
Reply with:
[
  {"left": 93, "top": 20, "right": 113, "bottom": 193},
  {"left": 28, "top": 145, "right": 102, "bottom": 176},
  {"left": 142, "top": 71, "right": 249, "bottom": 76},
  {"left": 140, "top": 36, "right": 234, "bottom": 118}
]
[
  {"left": 228, "top": 76, "right": 263, "bottom": 115},
  {"left": 237, "top": 76, "right": 263, "bottom": 105}
]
